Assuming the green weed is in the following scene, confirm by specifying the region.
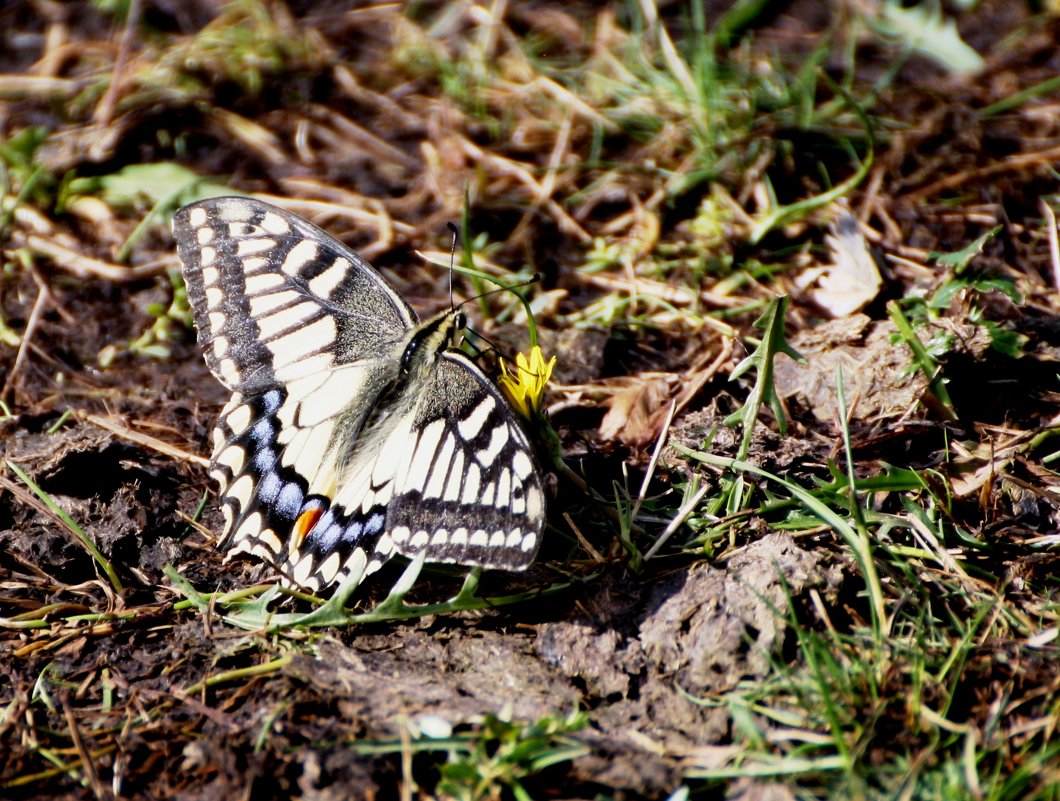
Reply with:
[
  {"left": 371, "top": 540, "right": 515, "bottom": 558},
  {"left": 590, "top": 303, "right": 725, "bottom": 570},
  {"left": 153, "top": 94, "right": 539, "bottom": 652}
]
[{"left": 435, "top": 711, "right": 589, "bottom": 801}]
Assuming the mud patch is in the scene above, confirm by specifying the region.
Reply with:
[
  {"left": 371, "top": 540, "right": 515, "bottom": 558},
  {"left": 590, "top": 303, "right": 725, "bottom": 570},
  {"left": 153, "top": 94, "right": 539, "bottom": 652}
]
[{"left": 1, "top": 423, "right": 203, "bottom": 590}]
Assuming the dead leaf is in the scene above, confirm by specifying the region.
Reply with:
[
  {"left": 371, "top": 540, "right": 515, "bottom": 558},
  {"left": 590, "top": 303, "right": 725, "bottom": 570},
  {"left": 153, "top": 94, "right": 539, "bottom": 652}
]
[
  {"left": 599, "top": 378, "right": 670, "bottom": 443},
  {"left": 796, "top": 211, "right": 882, "bottom": 317}
]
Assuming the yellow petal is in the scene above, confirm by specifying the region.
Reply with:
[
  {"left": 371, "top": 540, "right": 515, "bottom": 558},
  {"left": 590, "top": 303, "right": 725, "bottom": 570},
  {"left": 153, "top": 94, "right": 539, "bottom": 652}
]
[{"left": 498, "top": 346, "right": 555, "bottom": 418}]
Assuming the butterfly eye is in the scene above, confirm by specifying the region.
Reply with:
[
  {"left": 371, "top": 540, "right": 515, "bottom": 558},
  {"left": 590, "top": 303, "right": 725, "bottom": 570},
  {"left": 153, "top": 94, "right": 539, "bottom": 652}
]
[{"left": 400, "top": 337, "right": 422, "bottom": 375}]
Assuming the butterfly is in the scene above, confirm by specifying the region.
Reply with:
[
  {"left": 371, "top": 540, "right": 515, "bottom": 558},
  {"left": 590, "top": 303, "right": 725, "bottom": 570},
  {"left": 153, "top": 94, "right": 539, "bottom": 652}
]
[{"left": 173, "top": 196, "right": 545, "bottom": 594}]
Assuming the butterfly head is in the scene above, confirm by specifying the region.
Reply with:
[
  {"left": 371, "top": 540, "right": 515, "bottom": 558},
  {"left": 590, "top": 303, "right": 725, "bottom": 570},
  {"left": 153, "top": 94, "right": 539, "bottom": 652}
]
[{"left": 399, "top": 309, "right": 467, "bottom": 378}]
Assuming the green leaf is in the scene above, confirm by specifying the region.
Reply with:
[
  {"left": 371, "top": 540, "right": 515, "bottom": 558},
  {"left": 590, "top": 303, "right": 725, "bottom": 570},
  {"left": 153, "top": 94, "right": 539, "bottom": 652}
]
[
  {"left": 165, "top": 558, "right": 575, "bottom": 632},
  {"left": 929, "top": 226, "right": 1001, "bottom": 274},
  {"left": 928, "top": 273, "right": 1020, "bottom": 310},
  {"left": 95, "top": 162, "right": 231, "bottom": 208},
  {"left": 0, "top": 126, "right": 49, "bottom": 169},
  {"left": 982, "top": 322, "right": 1027, "bottom": 359},
  {"left": 725, "top": 295, "right": 804, "bottom": 450},
  {"left": 886, "top": 300, "right": 957, "bottom": 420}
]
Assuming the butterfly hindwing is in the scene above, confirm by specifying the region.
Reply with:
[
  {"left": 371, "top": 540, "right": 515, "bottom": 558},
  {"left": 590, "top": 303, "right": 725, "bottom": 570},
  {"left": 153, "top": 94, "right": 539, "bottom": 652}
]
[
  {"left": 207, "top": 367, "right": 386, "bottom": 571},
  {"left": 385, "top": 351, "right": 544, "bottom": 570},
  {"left": 175, "top": 196, "right": 546, "bottom": 595}
]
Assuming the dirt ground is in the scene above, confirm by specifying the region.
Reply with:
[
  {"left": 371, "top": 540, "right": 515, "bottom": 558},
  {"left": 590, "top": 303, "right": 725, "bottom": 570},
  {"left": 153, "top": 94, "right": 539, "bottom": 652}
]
[{"left": 1, "top": 2, "right": 1059, "bottom": 799}]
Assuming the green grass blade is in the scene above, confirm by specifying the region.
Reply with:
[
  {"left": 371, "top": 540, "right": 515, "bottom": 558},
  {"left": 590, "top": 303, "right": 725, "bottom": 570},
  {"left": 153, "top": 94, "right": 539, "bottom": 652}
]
[
  {"left": 7, "top": 460, "right": 124, "bottom": 593},
  {"left": 671, "top": 447, "right": 885, "bottom": 642}
]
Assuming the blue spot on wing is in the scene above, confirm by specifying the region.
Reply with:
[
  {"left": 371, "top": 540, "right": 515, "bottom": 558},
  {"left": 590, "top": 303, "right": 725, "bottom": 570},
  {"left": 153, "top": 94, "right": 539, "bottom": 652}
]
[
  {"left": 262, "top": 389, "right": 283, "bottom": 414},
  {"left": 276, "top": 483, "right": 304, "bottom": 519},
  {"left": 257, "top": 471, "right": 282, "bottom": 504},
  {"left": 364, "top": 512, "right": 385, "bottom": 539},
  {"left": 341, "top": 519, "right": 363, "bottom": 545},
  {"left": 254, "top": 446, "right": 277, "bottom": 473},
  {"left": 250, "top": 418, "right": 274, "bottom": 446}
]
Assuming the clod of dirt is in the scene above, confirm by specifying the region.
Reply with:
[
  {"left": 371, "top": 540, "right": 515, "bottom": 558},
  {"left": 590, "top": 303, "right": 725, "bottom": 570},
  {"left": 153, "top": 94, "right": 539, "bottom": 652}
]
[
  {"left": 540, "top": 326, "right": 608, "bottom": 385},
  {"left": 536, "top": 624, "right": 631, "bottom": 697},
  {"left": 293, "top": 748, "right": 380, "bottom": 801},
  {"left": 775, "top": 313, "right": 1008, "bottom": 424},
  {"left": 535, "top": 572, "right": 645, "bottom": 699},
  {"left": 774, "top": 314, "right": 926, "bottom": 422},
  {"left": 639, "top": 533, "right": 834, "bottom": 694},
  {"left": 285, "top": 628, "right": 581, "bottom": 736},
  {"left": 1, "top": 424, "right": 199, "bottom": 587},
  {"left": 667, "top": 399, "right": 819, "bottom": 474},
  {"left": 7, "top": 426, "right": 118, "bottom": 481},
  {"left": 541, "top": 533, "right": 843, "bottom": 794}
]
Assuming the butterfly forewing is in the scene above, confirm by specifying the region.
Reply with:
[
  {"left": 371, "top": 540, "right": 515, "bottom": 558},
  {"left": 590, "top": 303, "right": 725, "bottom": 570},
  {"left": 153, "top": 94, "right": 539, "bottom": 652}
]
[
  {"left": 174, "top": 198, "right": 415, "bottom": 393},
  {"left": 174, "top": 196, "right": 546, "bottom": 594}
]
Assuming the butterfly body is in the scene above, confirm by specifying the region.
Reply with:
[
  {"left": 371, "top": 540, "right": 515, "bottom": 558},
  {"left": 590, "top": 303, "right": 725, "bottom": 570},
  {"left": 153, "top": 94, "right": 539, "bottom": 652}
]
[{"left": 174, "top": 197, "right": 544, "bottom": 593}]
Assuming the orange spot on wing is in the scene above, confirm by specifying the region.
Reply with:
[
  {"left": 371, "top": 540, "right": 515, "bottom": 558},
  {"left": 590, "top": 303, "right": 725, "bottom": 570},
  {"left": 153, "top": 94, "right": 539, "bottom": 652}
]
[{"left": 292, "top": 507, "right": 324, "bottom": 548}]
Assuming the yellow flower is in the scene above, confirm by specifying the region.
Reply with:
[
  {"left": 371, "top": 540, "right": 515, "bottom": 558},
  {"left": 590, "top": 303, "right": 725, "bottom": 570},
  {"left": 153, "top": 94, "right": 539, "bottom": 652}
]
[{"left": 498, "top": 346, "right": 556, "bottom": 419}]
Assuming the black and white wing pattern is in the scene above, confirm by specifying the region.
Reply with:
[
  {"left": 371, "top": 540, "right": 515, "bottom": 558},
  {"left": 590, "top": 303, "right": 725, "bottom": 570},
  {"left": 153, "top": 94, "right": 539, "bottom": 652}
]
[{"left": 174, "top": 196, "right": 545, "bottom": 593}]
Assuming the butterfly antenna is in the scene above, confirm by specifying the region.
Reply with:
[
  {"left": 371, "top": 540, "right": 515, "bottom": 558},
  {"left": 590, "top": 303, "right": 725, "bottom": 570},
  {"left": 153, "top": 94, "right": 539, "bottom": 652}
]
[
  {"left": 457, "top": 272, "right": 542, "bottom": 310},
  {"left": 447, "top": 222, "right": 458, "bottom": 311}
]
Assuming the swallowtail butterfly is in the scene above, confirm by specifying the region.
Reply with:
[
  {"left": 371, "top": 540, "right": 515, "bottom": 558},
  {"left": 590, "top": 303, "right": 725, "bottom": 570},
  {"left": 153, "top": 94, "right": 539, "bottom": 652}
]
[{"left": 174, "top": 197, "right": 545, "bottom": 593}]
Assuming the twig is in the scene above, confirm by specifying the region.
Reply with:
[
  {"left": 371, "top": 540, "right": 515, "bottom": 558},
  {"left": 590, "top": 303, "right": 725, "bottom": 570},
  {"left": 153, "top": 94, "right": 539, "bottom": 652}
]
[
  {"left": 580, "top": 271, "right": 748, "bottom": 313},
  {"left": 631, "top": 400, "right": 676, "bottom": 525},
  {"left": 457, "top": 135, "right": 590, "bottom": 241},
  {"left": 643, "top": 482, "right": 711, "bottom": 561},
  {"left": 60, "top": 694, "right": 109, "bottom": 801},
  {"left": 15, "top": 233, "right": 163, "bottom": 281},
  {"left": 474, "top": 0, "right": 507, "bottom": 63},
  {"left": 400, "top": 716, "right": 414, "bottom": 801},
  {"left": 28, "top": 258, "right": 75, "bottom": 324},
  {"left": 1, "top": 285, "right": 46, "bottom": 403},
  {"left": 37, "top": 8, "right": 70, "bottom": 78},
  {"left": 1040, "top": 198, "right": 1060, "bottom": 293},
  {"left": 79, "top": 413, "right": 210, "bottom": 468},
  {"left": 307, "top": 105, "right": 419, "bottom": 169},
  {"left": 532, "top": 76, "right": 618, "bottom": 132},
  {"left": 207, "top": 109, "right": 287, "bottom": 166},
  {"left": 92, "top": 0, "right": 140, "bottom": 128},
  {"left": 510, "top": 108, "right": 574, "bottom": 244},
  {"left": 564, "top": 512, "right": 604, "bottom": 562},
  {"left": 907, "top": 143, "right": 1060, "bottom": 202},
  {"left": 0, "top": 75, "right": 79, "bottom": 100},
  {"left": 332, "top": 65, "right": 425, "bottom": 132}
]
